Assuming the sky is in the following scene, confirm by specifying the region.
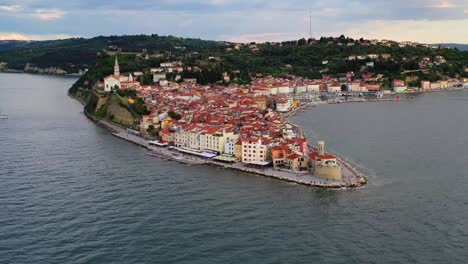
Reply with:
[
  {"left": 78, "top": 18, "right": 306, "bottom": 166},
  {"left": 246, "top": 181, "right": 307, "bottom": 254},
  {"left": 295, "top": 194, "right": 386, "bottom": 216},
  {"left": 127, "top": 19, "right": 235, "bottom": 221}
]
[{"left": 0, "top": 0, "right": 467, "bottom": 43}]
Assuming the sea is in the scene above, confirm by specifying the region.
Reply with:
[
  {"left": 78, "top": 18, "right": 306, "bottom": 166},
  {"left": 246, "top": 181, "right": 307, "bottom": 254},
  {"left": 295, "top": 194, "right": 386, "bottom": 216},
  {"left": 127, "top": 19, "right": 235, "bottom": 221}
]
[{"left": 1, "top": 73, "right": 467, "bottom": 263}]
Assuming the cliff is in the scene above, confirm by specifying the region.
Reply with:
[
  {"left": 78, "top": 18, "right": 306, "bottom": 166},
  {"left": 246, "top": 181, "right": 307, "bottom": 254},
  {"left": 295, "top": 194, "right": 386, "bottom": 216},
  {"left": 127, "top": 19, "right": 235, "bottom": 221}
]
[{"left": 85, "top": 91, "right": 136, "bottom": 128}]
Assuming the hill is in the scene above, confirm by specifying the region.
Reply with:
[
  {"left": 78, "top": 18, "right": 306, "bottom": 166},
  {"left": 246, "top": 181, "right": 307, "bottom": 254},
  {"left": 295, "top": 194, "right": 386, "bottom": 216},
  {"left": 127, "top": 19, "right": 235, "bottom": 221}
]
[
  {"left": 1, "top": 35, "right": 467, "bottom": 91},
  {"left": 0, "top": 35, "right": 226, "bottom": 72},
  {"left": 435, "top": 44, "right": 468, "bottom": 51}
]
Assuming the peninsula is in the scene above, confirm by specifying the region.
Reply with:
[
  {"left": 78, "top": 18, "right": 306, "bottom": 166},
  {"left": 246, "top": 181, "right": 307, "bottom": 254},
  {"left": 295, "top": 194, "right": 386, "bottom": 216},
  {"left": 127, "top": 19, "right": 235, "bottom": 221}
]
[{"left": 57, "top": 35, "right": 468, "bottom": 188}]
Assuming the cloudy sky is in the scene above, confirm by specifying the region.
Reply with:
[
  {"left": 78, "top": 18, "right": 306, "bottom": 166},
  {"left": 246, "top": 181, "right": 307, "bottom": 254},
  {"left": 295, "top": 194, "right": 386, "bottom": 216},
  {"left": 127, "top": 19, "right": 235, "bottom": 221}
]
[{"left": 0, "top": 0, "right": 467, "bottom": 43}]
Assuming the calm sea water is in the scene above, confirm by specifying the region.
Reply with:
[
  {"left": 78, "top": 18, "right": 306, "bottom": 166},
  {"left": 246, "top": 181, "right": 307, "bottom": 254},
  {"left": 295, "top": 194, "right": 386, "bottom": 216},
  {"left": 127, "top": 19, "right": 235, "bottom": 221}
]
[{"left": 1, "top": 73, "right": 467, "bottom": 263}]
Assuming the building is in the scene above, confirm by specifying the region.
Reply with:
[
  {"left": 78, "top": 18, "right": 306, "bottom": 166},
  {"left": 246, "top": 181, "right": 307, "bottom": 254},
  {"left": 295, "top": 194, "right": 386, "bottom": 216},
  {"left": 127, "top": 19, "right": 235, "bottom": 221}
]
[
  {"left": 306, "top": 84, "right": 320, "bottom": 94},
  {"left": 309, "top": 141, "right": 342, "bottom": 180},
  {"left": 420, "top": 80, "right": 431, "bottom": 90},
  {"left": 286, "top": 153, "right": 309, "bottom": 171},
  {"left": 200, "top": 128, "right": 237, "bottom": 154},
  {"left": 327, "top": 83, "right": 342, "bottom": 93},
  {"left": 104, "top": 57, "right": 130, "bottom": 91},
  {"left": 276, "top": 97, "right": 292, "bottom": 112},
  {"left": 241, "top": 138, "right": 270, "bottom": 165},
  {"left": 392, "top": 79, "right": 407, "bottom": 93}
]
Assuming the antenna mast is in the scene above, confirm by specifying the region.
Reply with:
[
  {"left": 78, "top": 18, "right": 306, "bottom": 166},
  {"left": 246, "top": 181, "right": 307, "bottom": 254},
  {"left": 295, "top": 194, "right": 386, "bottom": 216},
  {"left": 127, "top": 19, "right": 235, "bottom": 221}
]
[{"left": 309, "top": 8, "right": 312, "bottom": 39}]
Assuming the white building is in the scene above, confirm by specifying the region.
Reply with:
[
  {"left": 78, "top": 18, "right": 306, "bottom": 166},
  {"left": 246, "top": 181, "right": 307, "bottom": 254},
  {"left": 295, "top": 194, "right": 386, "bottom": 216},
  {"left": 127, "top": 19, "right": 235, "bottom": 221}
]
[
  {"left": 306, "top": 84, "right": 320, "bottom": 94},
  {"left": 104, "top": 57, "right": 130, "bottom": 91},
  {"left": 327, "top": 84, "right": 342, "bottom": 93},
  {"left": 276, "top": 97, "right": 292, "bottom": 112},
  {"left": 294, "top": 85, "right": 307, "bottom": 94},
  {"left": 224, "top": 138, "right": 237, "bottom": 156},
  {"left": 153, "top": 73, "right": 166, "bottom": 82},
  {"left": 241, "top": 138, "right": 270, "bottom": 165}
]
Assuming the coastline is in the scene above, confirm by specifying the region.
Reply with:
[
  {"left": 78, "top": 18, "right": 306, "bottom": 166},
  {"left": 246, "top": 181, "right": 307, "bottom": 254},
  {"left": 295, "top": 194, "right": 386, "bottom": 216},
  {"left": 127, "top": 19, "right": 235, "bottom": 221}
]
[
  {"left": 0, "top": 70, "right": 84, "bottom": 77},
  {"left": 71, "top": 92, "right": 367, "bottom": 189}
]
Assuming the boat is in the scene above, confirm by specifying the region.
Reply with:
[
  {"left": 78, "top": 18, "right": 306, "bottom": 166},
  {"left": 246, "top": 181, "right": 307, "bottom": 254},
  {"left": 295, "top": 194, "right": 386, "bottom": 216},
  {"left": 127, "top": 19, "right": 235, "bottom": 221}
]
[{"left": 0, "top": 111, "right": 7, "bottom": 119}]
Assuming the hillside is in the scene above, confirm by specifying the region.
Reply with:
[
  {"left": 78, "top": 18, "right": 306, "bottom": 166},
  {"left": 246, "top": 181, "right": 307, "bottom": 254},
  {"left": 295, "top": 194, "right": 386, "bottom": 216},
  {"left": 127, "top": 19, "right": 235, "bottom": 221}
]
[
  {"left": 435, "top": 44, "right": 468, "bottom": 51},
  {"left": 0, "top": 35, "right": 226, "bottom": 72},
  {"left": 1, "top": 34, "right": 467, "bottom": 91}
]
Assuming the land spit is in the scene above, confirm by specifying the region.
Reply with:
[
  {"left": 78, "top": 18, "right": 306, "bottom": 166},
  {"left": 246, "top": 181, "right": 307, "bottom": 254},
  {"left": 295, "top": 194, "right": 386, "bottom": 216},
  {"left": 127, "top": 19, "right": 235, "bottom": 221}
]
[{"left": 91, "top": 116, "right": 367, "bottom": 189}]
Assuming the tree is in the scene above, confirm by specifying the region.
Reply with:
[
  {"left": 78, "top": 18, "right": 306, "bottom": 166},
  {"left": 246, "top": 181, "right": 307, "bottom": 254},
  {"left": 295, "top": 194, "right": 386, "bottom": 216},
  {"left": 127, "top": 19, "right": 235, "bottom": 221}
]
[
  {"left": 297, "top": 38, "right": 307, "bottom": 46},
  {"left": 168, "top": 111, "right": 182, "bottom": 120}
]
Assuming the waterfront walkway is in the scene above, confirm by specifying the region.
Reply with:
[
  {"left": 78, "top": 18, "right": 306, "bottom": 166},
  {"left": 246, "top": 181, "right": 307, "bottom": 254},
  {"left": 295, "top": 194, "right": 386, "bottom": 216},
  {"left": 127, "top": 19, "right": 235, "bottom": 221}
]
[{"left": 106, "top": 122, "right": 366, "bottom": 188}]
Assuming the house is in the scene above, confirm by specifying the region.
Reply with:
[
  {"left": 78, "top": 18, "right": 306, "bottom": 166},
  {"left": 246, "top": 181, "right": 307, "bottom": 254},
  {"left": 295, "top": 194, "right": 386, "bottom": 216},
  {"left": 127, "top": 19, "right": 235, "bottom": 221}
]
[
  {"left": 430, "top": 82, "right": 441, "bottom": 89},
  {"left": 153, "top": 73, "right": 166, "bottom": 82},
  {"left": 224, "top": 137, "right": 237, "bottom": 156},
  {"left": 276, "top": 97, "right": 292, "bottom": 112},
  {"left": 420, "top": 80, "right": 431, "bottom": 90},
  {"left": 306, "top": 84, "right": 320, "bottom": 94},
  {"left": 271, "top": 145, "right": 285, "bottom": 168},
  {"left": 234, "top": 139, "right": 243, "bottom": 160},
  {"left": 381, "top": 54, "right": 391, "bottom": 60},
  {"left": 392, "top": 80, "right": 407, "bottom": 93},
  {"left": 348, "top": 82, "right": 367, "bottom": 92},
  {"left": 294, "top": 85, "right": 307, "bottom": 94},
  {"left": 286, "top": 153, "right": 309, "bottom": 171},
  {"left": 200, "top": 128, "right": 238, "bottom": 154},
  {"left": 241, "top": 138, "right": 270, "bottom": 165},
  {"left": 327, "top": 83, "right": 342, "bottom": 93}
]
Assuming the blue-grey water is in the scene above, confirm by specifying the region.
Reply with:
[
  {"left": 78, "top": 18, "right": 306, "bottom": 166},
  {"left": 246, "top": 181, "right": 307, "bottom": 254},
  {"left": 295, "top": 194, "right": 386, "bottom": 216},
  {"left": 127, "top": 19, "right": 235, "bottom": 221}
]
[{"left": 1, "top": 73, "right": 467, "bottom": 263}]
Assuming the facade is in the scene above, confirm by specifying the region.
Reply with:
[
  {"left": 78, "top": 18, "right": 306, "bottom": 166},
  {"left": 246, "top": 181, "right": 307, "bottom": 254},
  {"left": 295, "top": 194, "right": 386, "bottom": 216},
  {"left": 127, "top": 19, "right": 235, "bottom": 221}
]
[
  {"left": 241, "top": 138, "right": 270, "bottom": 165},
  {"left": 309, "top": 141, "right": 342, "bottom": 180},
  {"left": 327, "top": 83, "right": 342, "bottom": 93},
  {"left": 104, "top": 57, "right": 132, "bottom": 91},
  {"left": 420, "top": 80, "right": 431, "bottom": 90},
  {"left": 276, "top": 97, "right": 292, "bottom": 112},
  {"left": 306, "top": 84, "right": 320, "bottom": 94},
  {"left": 286, "top": 153, "right": 309, "bottom": 171}
]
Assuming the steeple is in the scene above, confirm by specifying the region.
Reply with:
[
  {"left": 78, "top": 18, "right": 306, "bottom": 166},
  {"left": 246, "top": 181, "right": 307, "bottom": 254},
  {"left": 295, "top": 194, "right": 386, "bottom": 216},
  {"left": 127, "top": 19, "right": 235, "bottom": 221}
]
[{"left": 114, "top": 56, "right": 120, "bottom": 76}]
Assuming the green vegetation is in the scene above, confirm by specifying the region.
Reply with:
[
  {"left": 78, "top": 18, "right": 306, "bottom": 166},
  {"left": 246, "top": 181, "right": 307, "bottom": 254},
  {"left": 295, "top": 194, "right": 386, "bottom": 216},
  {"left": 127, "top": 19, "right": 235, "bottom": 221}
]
[
  {"left": 1, "top": 34, "right": 466, "bottom": 95},
  {"left": 0, "top": 35, "right": 225, "bottom": 72},
  {"left": 168, "top": 111, "right": 182, "bottom": 120}
]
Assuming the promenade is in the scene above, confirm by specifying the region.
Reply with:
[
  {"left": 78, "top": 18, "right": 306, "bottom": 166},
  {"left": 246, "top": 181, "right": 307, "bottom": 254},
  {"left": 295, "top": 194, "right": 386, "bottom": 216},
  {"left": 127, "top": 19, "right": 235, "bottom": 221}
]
[{"left": 107, "top": 121, "right": 366, "bottom": 188}]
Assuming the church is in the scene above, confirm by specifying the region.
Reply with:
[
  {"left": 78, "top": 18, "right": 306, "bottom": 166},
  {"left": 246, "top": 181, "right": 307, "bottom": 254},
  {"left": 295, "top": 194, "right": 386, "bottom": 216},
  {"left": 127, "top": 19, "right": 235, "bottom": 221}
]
[{"left": 104, "top": 57, "right": 131, "bottom": 92}]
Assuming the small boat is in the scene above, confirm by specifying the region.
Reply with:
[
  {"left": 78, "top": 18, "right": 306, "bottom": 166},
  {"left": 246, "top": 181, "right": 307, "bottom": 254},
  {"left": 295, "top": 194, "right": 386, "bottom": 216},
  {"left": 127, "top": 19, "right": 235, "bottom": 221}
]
[{"left": 0, "top": 111, "right": 7, "bottom": 119}]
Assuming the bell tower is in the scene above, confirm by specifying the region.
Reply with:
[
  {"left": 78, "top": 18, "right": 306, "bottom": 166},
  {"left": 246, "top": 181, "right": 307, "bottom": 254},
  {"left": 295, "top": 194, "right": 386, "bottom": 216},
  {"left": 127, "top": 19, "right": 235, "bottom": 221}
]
[
  {"left": 114, "top": 56, "right": 120, "bottom": 76},
  {"left": 318, "top": 141, "right": 325, "bottom": 155}
]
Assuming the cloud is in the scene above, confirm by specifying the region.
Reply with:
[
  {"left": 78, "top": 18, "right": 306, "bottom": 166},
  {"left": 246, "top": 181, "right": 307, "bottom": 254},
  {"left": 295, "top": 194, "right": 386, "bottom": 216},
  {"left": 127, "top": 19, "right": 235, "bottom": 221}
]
[
  {"left": 31, "top": 9, "right": 65, "bottom": 21},
  {"left": 207, "top": 0, "right": 231, "bottom": 5},
  {"left": 343, "top": 19, "right": 468, "bottom": 43},
  {"left": 1, "top": 0, "right": 467, "bottom": 43},
  {"left": 0, "top": 5, "right": 21, "bottom": 11},
  {"left": 432, "top": 1, "right": 456, "bottom": 8},
  {"left": 0, "top": 32, "right": 78, "bottom": 41}
]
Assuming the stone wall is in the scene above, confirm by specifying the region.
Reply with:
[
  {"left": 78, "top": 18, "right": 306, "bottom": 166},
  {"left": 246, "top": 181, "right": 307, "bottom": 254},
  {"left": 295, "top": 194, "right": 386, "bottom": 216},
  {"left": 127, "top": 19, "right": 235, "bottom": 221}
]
[{"left": 314, "top": 166, "right": 342, "bottom": 181}]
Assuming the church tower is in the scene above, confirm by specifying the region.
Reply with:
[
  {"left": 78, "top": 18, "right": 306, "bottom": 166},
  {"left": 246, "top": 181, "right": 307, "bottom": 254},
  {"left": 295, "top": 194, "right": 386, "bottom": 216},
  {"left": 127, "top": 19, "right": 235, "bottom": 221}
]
[
  {"left": 318, "top": 141, "right": 325, "bottom": 155},
  {"left": 114, "top": 57, "right": 120, "bottom": 76}
]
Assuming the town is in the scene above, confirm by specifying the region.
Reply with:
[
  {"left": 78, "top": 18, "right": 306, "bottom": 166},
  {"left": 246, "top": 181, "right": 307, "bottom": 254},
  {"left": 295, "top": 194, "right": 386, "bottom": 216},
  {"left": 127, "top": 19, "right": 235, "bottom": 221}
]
[
  {"left": 87, "top": 56, "right": 378, "bottom": 188},
  {"left": 88, "top": 52, "right": 466, "bottom": 188},
  {"left": 40, "top": 34, "right": 466, "bottom": 188}
]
